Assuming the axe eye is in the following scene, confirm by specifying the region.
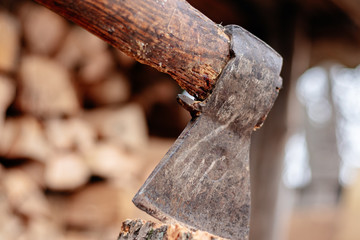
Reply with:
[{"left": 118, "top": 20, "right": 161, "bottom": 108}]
[{"left": 176, "top": 93, "right": 202, "bottom": 118}]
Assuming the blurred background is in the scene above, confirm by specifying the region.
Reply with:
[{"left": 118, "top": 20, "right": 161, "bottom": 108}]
[{"left": 0, "top": 0, "right": 359, "bottom": 239}]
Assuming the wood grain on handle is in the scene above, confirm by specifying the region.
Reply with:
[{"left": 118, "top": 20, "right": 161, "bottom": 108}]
[{"left": 34, "top": 0, "right": 231, "bottom": 99}]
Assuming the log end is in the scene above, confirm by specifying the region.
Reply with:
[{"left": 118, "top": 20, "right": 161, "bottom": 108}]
[{"left": 118, "top": 219, "right": 228, "bottom": 240}]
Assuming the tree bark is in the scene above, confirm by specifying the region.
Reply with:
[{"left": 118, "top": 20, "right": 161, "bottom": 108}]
[{"left": 34, "top": 0, "right": 230, "bottom": 100}]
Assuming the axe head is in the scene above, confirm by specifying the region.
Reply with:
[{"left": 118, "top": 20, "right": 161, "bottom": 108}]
[{"left": 133, "top": 25, "right": 282, "bottom": 239}]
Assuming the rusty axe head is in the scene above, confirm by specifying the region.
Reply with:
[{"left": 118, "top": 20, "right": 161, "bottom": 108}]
[{"left": 133, "top": 25, "right": 282, "bottom": 239}]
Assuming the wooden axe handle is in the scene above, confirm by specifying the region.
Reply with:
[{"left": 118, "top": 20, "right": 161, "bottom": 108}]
[{"left": 34, "top": 0, "right": 231, "bottom": 100}]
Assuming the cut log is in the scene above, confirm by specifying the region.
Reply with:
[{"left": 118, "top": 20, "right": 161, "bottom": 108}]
[
  {"left": 0, "top": 75, "right": 15, "bottom": 128},
  {"left": 0, "top": 12, "right": 20, "bottom": 73},
  {"left": 83, "top": 104, "right": 148, "bottom": 151},
  {"left": 78, "top": 50, "right": 114, "bottom": 84},
  {"left": 23, "top": 218, "right": 63, "bottom": 240},
  {"left": 17, "top": 55, "right": 80, "bottom": 117},
  {"left": 19, "top": 2, "right": 68, "bottom": 55},
  {"left": 0, "top": 75, "right": 15, "bottom": 110},
  {"left": 0, "top": 187, "right": 25, "bottom": 240},
  {"left": 44, "top": 117, "right": 96, "bottom": 153},
  {"left": 83, "top": 142, "right": 138, "bottom": 181},
  {"left": 118, "top": 219, "right": 227, "bottom": 240},
  {"left": 84, "top": 72, "right": 131, "bottom": 106},
  {"left": 63, "top": 183, "right": 119, "bottom": 229},
  {"left": 0, "top": 116, "right": 53, "bottom": 162},
  {"left": 18, "top": 160, "right": 46, "bottom": 188},
  {"left": 3, "top": 169, "right": 50, "bottom": 218},
  {"left": 44, "top": 153, "right": 90, "bottom": 191},
  {"left": 55, "top": 26, "right": 108, "bottom": 69},
  {"left": 34, "top": 0, "right": 231, "bottom": 100}
]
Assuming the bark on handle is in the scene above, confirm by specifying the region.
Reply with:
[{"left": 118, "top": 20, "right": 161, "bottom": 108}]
[{"left": 34, "top": 0, "right": 231, "bottom": 100}]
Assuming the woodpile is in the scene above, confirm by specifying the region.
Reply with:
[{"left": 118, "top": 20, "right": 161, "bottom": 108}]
[{"left": 0, "top": 1, "right": 189, "bottom": 239}]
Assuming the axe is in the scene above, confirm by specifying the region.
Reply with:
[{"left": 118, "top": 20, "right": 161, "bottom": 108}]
[{"left": 35, "top": 0, "right": 282, "bottom": 239}]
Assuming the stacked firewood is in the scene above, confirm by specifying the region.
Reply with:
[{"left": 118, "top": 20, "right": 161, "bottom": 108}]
[{"left": 0, "top": 1, "right": 190, "bottom": 239}]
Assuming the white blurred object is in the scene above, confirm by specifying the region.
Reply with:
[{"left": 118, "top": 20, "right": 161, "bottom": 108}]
[
  {"left": 297, "top": 67, "right": 332, "bottom": 125},
  {"left": 283, "top": 132, "right": 311, "bottom": 188}
]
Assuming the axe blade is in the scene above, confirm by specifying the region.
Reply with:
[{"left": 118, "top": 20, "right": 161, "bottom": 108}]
[{"left": 133, "top": 25, "right": 282, "bottom": 239}]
